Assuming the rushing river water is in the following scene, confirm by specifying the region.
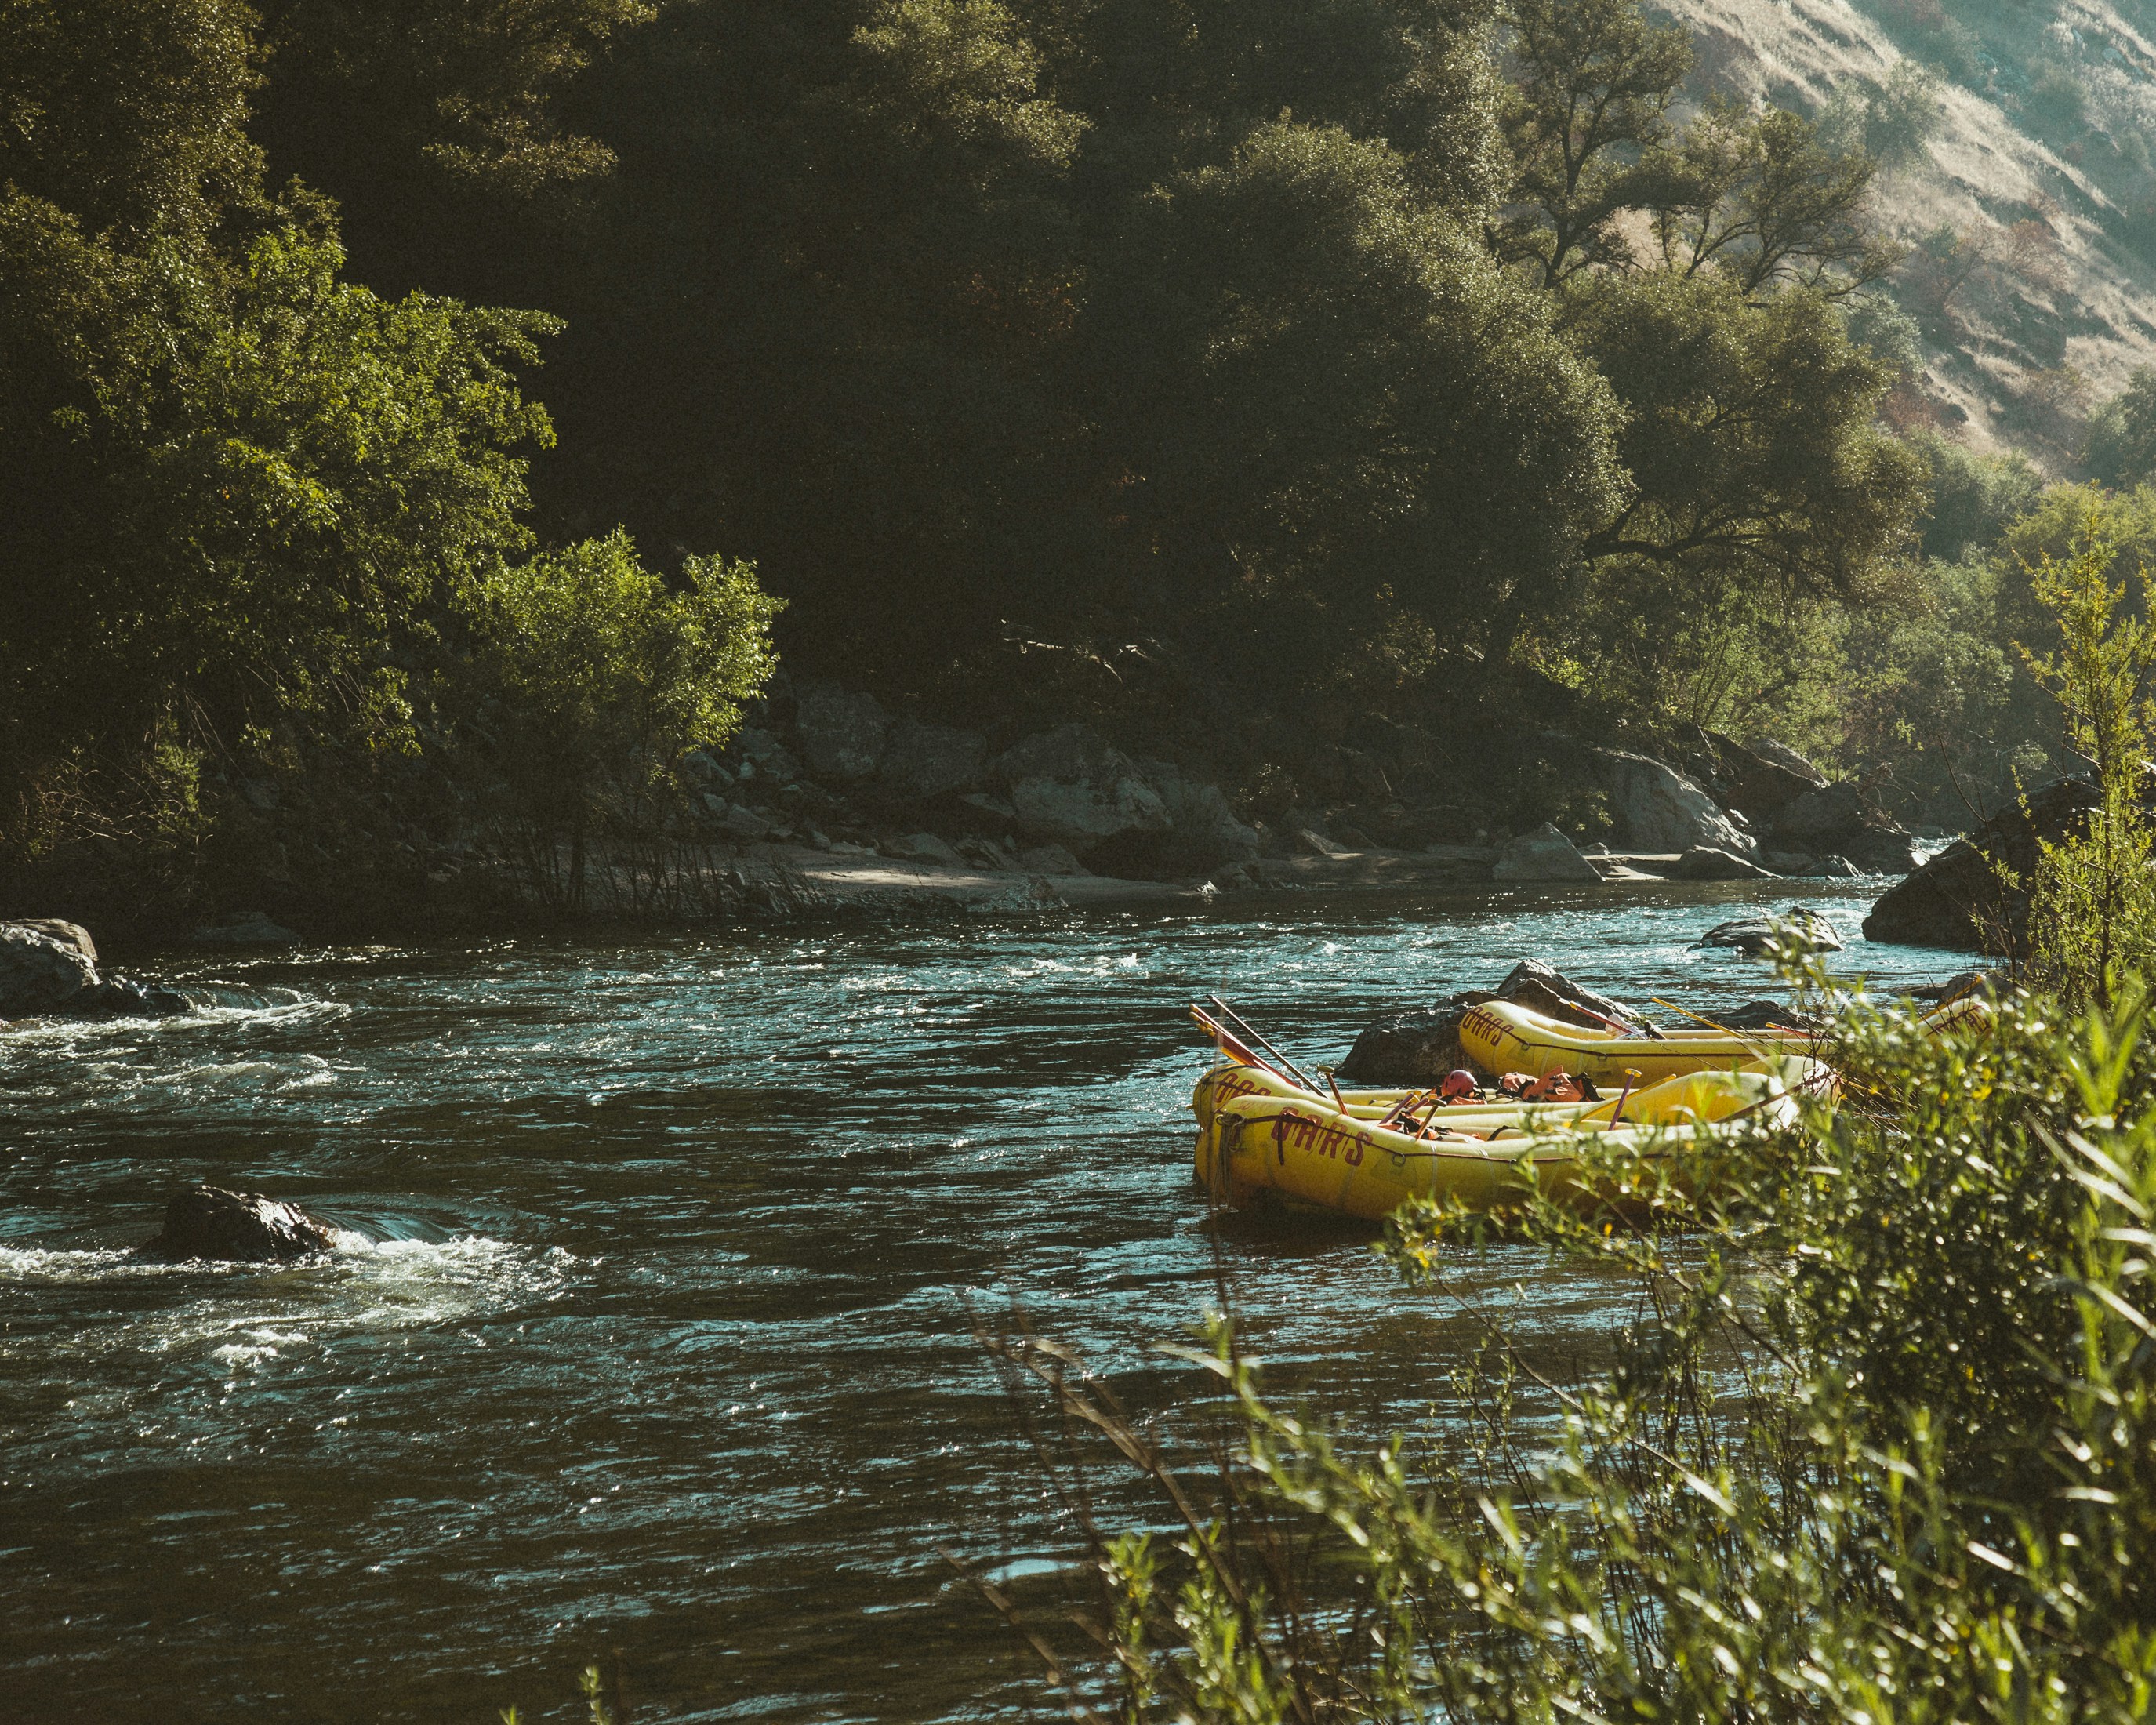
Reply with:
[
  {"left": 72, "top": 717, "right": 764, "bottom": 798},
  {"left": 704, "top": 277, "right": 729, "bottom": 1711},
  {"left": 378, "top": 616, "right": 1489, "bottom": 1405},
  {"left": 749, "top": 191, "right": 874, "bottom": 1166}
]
[{"left": 0, "top": 881, "right": 1969, "bottom": 1722}]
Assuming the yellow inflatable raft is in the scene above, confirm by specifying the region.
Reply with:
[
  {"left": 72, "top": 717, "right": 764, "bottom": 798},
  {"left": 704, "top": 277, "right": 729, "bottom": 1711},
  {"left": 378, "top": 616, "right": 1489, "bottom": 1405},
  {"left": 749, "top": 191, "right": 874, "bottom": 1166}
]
[
  {"left": 1202, "top": 1060, "right": 1831, "bottom": 1220},
  {"left": 1458, "top": 994, "right": 1987, "bottom": 1086},
  {"left": 1192, "top": 1061, "right": 1616, "bottom": 1184}
]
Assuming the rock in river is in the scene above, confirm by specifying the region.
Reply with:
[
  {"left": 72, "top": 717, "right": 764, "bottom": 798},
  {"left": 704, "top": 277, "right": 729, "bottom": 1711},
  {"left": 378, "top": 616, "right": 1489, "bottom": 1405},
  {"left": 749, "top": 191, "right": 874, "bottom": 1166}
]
[
  {"left": 1694, "top": 908, "right": 1843, "bottom": 956},
  {"left": 136, "top": 1186, "right": 337, "bottom": 1263},
  {"left": 1863, "top": 775, "right": 2102, "bottom": 953},
  {"left": 0, "top": 920, "right": 191, "bottom": 1018},
  {"left": 1336, "top": 993, "right": 1495, "bottom": 1084},
  {"left": 1492, "top": 823, "right": 1601, "bottom": 883},
  {"left": 0, "top": 920, "right": 100, "bottom": 1014},
  {"left": 1670, "top": 846, "right": 1776, "bottom": 881},
  {"left": 1772, "top": 782, "right": 1918, "bottom": 875},
  {"left": 1594, "top": 749, "right": 1758, "bottom": 856},
  {"left": 1494, "top": 958, "right": 1650, "bottom": 1028}
]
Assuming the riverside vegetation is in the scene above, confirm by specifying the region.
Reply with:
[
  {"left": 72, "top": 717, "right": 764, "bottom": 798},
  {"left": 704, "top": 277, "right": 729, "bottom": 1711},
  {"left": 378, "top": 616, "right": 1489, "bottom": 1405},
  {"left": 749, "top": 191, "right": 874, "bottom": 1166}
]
[
  {"left": 973, "top": 533, "right": 2156, "bottom": 1720},
  {"left": 11, "top": 0, "right": 2156, "bottom": 938}
]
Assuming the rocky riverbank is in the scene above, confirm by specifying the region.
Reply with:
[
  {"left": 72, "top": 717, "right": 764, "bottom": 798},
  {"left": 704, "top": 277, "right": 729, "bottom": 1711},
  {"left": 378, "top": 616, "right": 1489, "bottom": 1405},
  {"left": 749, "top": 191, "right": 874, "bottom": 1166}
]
[
  {"left": 6, "top": 668, "right": 2023, "bottom": 950},
  {"left": 648, "top": 681, "right": 1926, "bottom": 900}
]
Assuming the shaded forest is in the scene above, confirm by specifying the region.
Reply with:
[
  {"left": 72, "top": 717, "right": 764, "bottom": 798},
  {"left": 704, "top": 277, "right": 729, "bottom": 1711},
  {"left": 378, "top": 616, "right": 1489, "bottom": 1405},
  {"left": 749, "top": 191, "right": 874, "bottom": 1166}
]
[{"left": 7, "top": 0, "right": 2156, "bottom": 928}]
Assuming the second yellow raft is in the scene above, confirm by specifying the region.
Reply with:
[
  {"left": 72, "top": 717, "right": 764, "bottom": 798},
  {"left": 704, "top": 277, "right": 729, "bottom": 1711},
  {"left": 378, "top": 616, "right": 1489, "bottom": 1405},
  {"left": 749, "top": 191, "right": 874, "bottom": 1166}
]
[
  {"left": 1202, "top": 1059, "right": 1831, "bottom": 1220},
  {"left": 1458, "top": 994, "right": 1987, "bottom": 1085}
]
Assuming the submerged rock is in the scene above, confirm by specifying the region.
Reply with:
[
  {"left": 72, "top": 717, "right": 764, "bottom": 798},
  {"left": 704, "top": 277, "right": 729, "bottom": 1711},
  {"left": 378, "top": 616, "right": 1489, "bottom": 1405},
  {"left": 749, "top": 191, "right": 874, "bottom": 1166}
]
[
  {"left": 1694, "top": 908, "right": 1844, "bottom": 956},
  {"left": 136, "top": 1186, "right": 336, "bottom": 1264},
  {"left": 191, "top": 910, "right": 300, "bottom": 946},
  {"left": 1492, "top": 823, "right": 1602, "bottom": 883}
]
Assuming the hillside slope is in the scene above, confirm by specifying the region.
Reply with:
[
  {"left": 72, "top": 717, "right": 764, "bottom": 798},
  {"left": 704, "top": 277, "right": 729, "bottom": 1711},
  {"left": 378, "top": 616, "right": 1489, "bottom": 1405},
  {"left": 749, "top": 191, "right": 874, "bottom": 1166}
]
[{"left": 1657, "top": 0, "right": 2156, "bottom": 466}]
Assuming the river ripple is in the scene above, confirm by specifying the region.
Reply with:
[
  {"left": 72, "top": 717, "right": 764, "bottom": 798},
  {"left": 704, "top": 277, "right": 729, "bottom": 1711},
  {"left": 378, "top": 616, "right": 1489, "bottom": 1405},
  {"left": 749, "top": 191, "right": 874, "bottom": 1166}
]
[{"left": 0, "top": 881, "right": 1967, "bottom": 1721}]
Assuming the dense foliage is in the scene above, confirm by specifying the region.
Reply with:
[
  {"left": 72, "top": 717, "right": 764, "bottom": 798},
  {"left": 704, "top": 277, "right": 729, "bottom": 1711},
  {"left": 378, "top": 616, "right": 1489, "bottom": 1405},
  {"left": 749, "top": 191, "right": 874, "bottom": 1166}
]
[
  {"left": 1004, "top": 984, "right": 2156, "bottom": 1723},
  {"left": 0, "top": 0, "right": 777, "bottom": 928},
  {"left": 9, "top": 0, "right": 2156, "bottom": 924},
  {"left": 979, "top": 565, "right": 2156, "bottom": 1722}
]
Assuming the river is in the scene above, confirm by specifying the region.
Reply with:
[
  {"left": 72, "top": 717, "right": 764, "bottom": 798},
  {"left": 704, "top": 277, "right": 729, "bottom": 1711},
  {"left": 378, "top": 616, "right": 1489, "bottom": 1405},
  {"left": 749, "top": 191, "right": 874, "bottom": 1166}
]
[{"left": 0, "top": 881, "right": 1966, "bottom": 1722}]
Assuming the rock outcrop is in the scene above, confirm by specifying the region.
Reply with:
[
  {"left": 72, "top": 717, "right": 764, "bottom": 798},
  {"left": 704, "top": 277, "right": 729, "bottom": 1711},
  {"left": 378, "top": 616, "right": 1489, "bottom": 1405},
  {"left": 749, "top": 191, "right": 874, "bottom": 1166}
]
[
  {"left": 1594, "top": 749, "right": 1758, "bottom": 856},
  {"left": 136, "top": 1186, "right": 337, "bottom": 1263},
  {"left": 1770, "top": 783, "right": 1918, "bottom": 875},
  {"left": 875, "top": 718, "right": 986, "bottom": 802},
  {"left": 1492, "top": 823, "right": 1602, "bottom": 883},
  {"left": 1694, "top": 908, "right": 1844, "bottom": 955},
  {"left": 793, "top": 682, "right": 891, "bottom": 782},
  {"left": 992, "top": 726, "right": 1172, "bottom": 855},
  {"left": 1335, "top": 994, "right": 1494, "bottom": 1084},
  {"left": 0, "top": 920, "right": 100, "bottom": 1014},
  {"left": 1863, "top": 775, "right": 2102, "bottom": 952},
  {"left": 1679, "top": 729, "right": 1828, "bottom": 825},
  {"left": 0, "top": 921, "right": 191, "bottom": 1019}
]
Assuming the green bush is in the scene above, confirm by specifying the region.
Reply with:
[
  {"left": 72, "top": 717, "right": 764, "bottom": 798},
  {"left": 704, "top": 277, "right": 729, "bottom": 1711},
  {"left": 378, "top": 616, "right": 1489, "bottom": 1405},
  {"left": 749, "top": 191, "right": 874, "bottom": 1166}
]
[
  {"left": 993, "top": 979, "right": 2156, "bottom": 1723},
  {"left": 2085, "top": 367, "right": 2156, "bottom": 491},
  {"left": 476, "top": 532, "right": 781, "bottom": 908}
]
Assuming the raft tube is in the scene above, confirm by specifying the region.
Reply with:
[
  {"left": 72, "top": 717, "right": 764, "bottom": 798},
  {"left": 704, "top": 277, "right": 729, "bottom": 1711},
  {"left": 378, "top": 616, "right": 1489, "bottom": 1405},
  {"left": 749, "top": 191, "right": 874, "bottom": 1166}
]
[
  {"left": 1457, "top": 993, "right": 1987, "bottom": 1086},
  {"left": 1202, "top": 1059, "right": 1831, "bottom": 1220}
]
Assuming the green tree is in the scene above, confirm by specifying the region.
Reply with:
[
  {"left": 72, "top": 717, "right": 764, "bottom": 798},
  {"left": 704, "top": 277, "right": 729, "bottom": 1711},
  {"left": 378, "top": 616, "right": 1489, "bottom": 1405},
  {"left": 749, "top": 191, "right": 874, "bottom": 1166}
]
[
  {"left": 1643, "top": 102, "right": 1894, "bottom": 298},
  {"left": 2016, "top": 518, "right": 2156, "bottom": 1004},
  {"left": 1907, "top": 430, "right": 2042, "bottom": 562},
  {"left": 2085, "top": 365, "right": 2156, "bottom": 490},
  {"left": 478, "top": 533, "right": 782, "bottom": 907},
  {"left": 1572, "top": 274, "right": 1922, "bottom": 599},
  {"left": 1083, "top": 119, "right": 1625, "bottom": 670},
  {"left": 1494, "top": 0, "right": 1693, "bottom": 285}
]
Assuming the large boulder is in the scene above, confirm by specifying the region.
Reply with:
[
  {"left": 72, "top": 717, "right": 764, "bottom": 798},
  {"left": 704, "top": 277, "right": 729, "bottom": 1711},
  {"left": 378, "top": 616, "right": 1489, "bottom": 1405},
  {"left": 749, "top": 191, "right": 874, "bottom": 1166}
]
[
  {"left": 1749, "top": 737, "right": 1831, "bottom": 789},
  {"left": 1694, "top": 907, "right": 1844, "bottom": 955},
  {"left": 1671, "top": 846, "right": 1777, "bottom": 881},
  {"left": 0, "top": 919, "right": 191, "bottom": 1018},
  {"left": 1773, "top": 782, "right": 1918, "bottom": 874},
  {"left": 1135, "top": 761, "right": 1262, "bottom": 870},
  {"left": 1593, "top": 750, "right": 1757, "bottom": 855},
  {"left": 0, "top": 921, "right": 100, "bottom": 1014},
  {"left": 876, "top": 718, "right": 987, "bottom": 802},
  {"left": 1492, "top": 823, "right": 1602, "bottom": 883},
  {"left": 1698, "top": 731, "right": 1828, "bottom": 820},
  {"left": 1335, "top": 993, "right": 1494, "bottom": 1084},
  {"left": 1863, "top": 775, "right": 2102, "bottom": 952},
  {"left": 793, "top": 682, "right": 890, "bottom": 782},
  {"left": 992, "top": 726, "right": 1171, "bottom": 854},
  {"left": 136, "top": 1186, "right": 337, "bottom": 1263},
  {"left": 1495, "top": 959, "right": 1650, "bottom": 1028}
]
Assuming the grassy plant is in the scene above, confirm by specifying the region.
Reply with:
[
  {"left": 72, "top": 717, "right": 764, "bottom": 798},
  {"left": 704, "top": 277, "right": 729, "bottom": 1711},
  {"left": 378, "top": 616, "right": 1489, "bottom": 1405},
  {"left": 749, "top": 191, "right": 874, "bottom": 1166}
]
[
  {"left": 2013, "top": 514, "right": 2156, "bottom": 1007},
  {"left": 978, "top": 982, "right": 2156, "bottom": 1723}
]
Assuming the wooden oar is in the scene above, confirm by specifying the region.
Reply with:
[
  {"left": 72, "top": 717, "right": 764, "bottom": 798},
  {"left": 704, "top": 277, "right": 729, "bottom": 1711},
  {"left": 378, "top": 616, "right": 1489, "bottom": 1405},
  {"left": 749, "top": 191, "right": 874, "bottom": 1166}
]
[
  {"left": 1208, "top": 994, "right": 1321, "bottom": 1093},
  {"left": 1649, "top": 997, "right": 1797, "bottom": 1047},
  {"left": 1189, "top": 1005, "right": 1303, "bottom": 1091}
]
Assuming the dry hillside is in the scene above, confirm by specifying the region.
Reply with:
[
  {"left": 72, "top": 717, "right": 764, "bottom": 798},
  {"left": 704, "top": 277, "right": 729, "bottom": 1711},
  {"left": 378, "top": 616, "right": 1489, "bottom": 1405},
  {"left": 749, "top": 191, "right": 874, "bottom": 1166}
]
[{"left": 1657, "top": 0, "right": 2156, "bottom": 467}]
